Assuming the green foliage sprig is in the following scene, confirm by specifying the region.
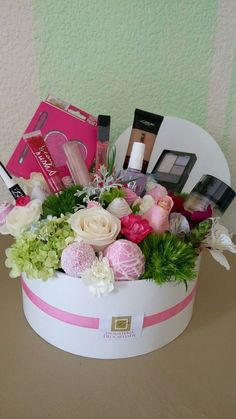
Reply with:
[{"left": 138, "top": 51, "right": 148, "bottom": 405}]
[
  {"left": 140, "top": 232, "right": 197, "bottom": 286},
  {"left": 185, "top": 219, "right": 212, "bottom": 249},
  {"left": 131, "top": 202, "right": 140, "bottom": 214}
]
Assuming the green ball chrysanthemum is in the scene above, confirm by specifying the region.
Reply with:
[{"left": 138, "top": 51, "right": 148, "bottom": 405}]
[
  {"left": 139, "top": 232, "right": 197, "bottom": 285},
  {"left": 42, "top": 185, "right": 85, "bottom": 218}
]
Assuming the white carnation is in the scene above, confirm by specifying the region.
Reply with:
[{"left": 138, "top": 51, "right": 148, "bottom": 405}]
[{"left": 81, "top": 256, "right": 115, "bottom": 297}]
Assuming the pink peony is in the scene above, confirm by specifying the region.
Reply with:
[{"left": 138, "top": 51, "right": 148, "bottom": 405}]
[{"left": 120, "top": 213, "right": 152, "bottom": 244}]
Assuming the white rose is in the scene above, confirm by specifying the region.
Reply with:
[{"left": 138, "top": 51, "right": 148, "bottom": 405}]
[
  {"left": 68, "top": 208, "right": 121, "bottom": 251},
  {"left": 81, "top": 256, "right": 115, "bottom": 296},
  {"left": 0, "top": 199, "right": 42, "bottom": 237}
]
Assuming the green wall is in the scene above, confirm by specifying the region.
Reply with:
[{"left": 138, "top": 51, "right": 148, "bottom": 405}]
[{"left": 33, "top": 0, "right": 219, "bottom": 141}]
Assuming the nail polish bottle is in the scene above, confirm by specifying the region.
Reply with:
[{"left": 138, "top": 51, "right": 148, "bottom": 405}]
[{"left": 121, "top": 142, "right": 146, "bottom": 196}]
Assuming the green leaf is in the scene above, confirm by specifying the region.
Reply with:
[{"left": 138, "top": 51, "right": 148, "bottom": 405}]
[{"left": 106, "top": 144, "right": 116, "bottom": 176}]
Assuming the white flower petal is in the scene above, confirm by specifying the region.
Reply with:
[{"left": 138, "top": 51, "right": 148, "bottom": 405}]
[
  {"left": 201, "top": 218, "right": 236, "bottom": 254},
  {"left": 208, "top": 249, "right": 230, "bottom": 270},
  {"left": 169, "top": 213, "right": 190, "bottom": 235},
  {"left": 216, "top": 234, "right": 236, "bottom": 253},
  {"left": 0, "top": 223, "right": 11, "bottom": 235}
]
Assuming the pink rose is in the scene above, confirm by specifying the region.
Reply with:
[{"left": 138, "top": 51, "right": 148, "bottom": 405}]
[
  {"left": 142, "top": 196, "right": 173, "bottom": 233},
  {"left": 147, "top": 185, "right": 167, "bottom": 202},
  {"left": 120, "top": 213, "right": 153, "bottom": 244}
]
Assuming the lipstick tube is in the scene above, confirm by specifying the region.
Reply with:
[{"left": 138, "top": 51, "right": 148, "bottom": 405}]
[
  {"left": 63, "top": 142, "right": 90, "bottom": 186},
  {"left": 23, "top": 131, "right": 65, "bottom": 193},
  {"left": 18, "top": 111, "right": 48, "bottom": 165}
]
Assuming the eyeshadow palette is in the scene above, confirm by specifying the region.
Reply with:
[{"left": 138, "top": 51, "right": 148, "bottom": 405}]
[{"left": 151, "top": 150, "right": 197, "bottom": 192}]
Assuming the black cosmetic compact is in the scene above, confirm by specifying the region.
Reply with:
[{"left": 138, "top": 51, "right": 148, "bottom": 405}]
[{"left": 151, "top": 150, "right": 197, "bottom": 192}]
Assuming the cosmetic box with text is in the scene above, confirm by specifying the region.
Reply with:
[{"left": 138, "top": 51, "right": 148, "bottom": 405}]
[{"left": 6, "top": 95, "right": 97, "bottom": 180}]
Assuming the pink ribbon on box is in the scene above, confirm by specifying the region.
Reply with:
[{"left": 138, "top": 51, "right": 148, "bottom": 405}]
[{"left": 21, "top": 277, "right": 197, "bottom": 329}]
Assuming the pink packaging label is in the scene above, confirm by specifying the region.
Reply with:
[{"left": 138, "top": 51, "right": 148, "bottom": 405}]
[{"left": 7, "top": 96, "right": 98, "bottom": 179}]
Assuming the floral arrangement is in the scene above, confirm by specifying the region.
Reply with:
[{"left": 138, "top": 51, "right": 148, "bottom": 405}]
[{"left": 1, "top": 160, "right": 236, "bottom": 297}]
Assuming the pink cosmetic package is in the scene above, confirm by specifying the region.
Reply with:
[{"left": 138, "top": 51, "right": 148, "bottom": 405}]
[{"left": 6, "top": 95, "right": 98, "bottom": 180}]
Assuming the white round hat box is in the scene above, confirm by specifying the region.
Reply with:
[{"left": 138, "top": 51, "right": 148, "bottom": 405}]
[
  {"left": 21, "top": 116, "right": 231, "bottom": 359},
  {"left": 21, "top": 259, "right": 200, "bottom": 359}
]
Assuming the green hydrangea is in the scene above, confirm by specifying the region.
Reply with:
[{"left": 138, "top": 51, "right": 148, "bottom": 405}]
[{"left": 5, "top": 215, "right": 75, "bottom": 280}]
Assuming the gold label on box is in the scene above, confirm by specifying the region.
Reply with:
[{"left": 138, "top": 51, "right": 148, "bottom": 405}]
[
  {"left": 99, "top": 314, "right": 144, "bottom": 340},
  {"left": 111, "top": 316, "right": 132, "bottom": 332}
]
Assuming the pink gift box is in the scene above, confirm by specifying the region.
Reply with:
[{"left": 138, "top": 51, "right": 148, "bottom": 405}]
[{"left": 6, "top": 95, "right": 97, "bottom": 179}]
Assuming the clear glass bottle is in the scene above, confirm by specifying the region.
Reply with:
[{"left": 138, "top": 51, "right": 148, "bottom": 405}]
[{"left": 184, "top": 174, "right": 236, "bottom": 214}]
